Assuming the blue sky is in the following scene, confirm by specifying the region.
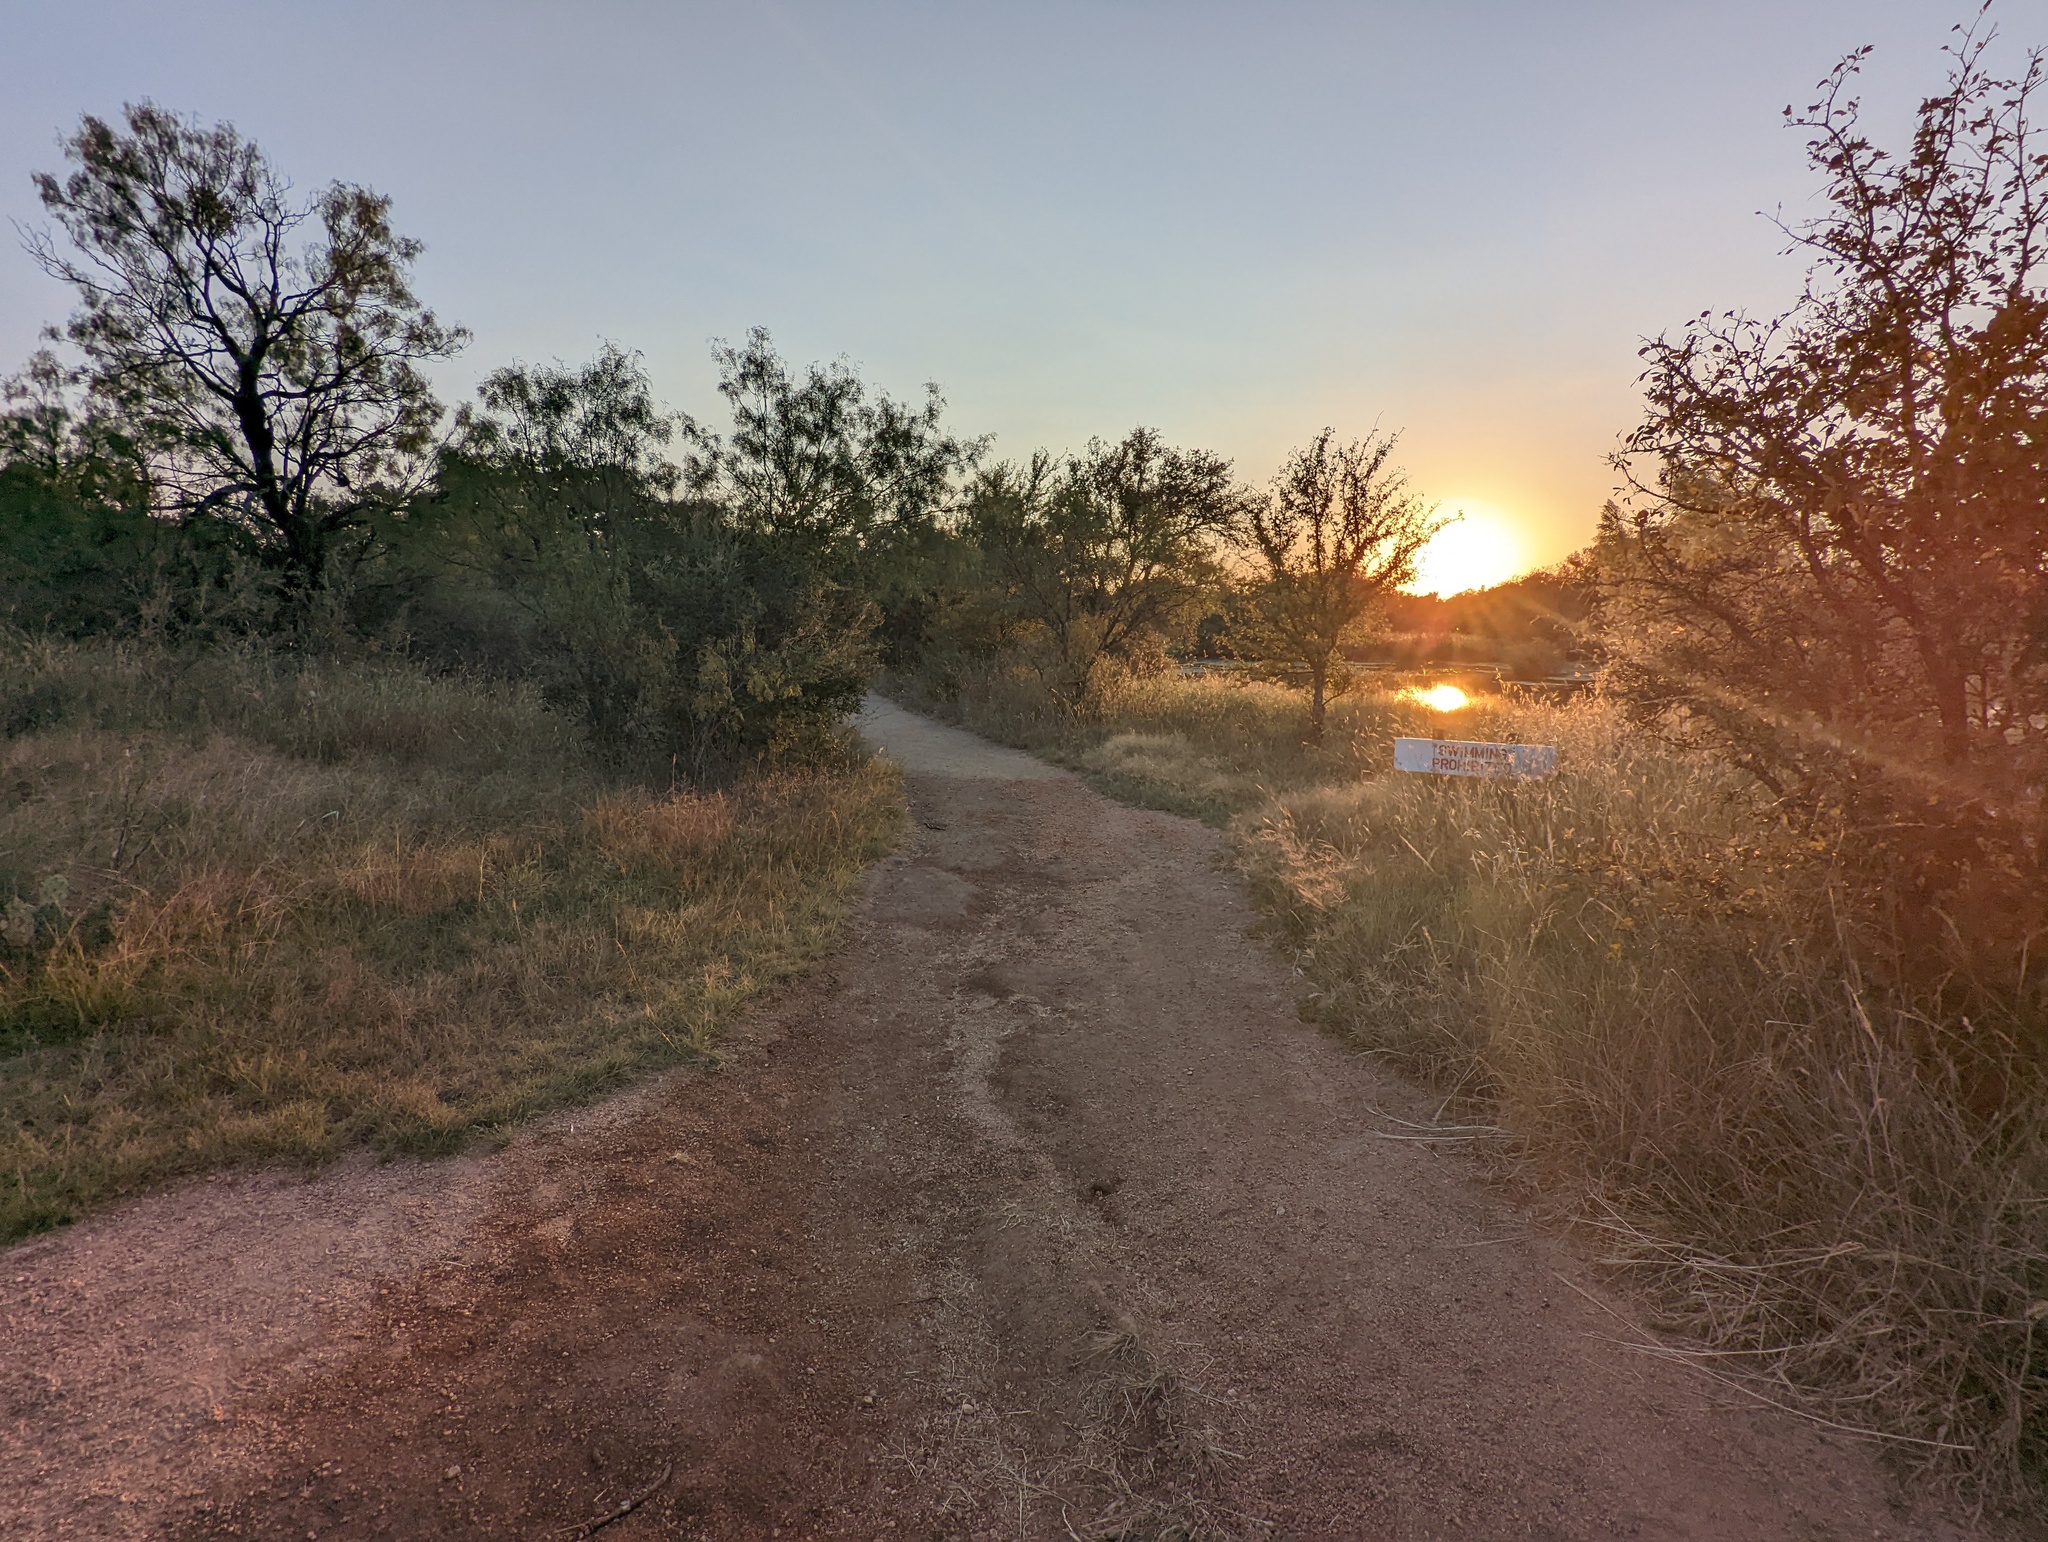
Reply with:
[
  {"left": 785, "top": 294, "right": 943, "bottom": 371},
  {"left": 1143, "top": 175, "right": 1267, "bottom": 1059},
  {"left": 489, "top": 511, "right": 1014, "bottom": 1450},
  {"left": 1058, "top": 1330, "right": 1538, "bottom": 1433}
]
[{"left": 4, "top": 2, "right": 2044, "bottom": 579}]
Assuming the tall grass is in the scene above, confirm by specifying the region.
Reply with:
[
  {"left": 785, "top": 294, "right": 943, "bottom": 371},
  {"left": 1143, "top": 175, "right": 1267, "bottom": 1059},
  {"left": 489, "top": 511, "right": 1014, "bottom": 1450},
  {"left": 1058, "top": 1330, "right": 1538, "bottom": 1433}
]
[
  {"left": 0, "top": 637, "right": 901, "bottom": 1240},
  {"left": 896, "top": 663, "right": 2048, "bottom": 1502}
]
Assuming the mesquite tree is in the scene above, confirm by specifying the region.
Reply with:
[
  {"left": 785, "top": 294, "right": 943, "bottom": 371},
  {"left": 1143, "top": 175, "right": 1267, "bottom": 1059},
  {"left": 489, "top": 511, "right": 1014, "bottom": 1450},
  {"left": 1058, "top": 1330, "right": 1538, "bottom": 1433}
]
[
  {"left": 26, "top": 104, "right": 466, "bottom": 593},
  {"left": 967, "top": 428, "right": 1240, "bottom": 710},
  {"left": 685, "top": 327, "right": 975, "bottom": 563},
  {"left": 1238, "top": 429, "right": 1440, "bottom": 741}
]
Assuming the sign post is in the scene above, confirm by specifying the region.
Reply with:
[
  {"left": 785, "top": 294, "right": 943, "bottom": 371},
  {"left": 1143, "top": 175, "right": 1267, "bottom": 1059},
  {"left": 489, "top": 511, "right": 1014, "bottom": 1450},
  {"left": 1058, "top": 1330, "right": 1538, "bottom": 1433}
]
[{"left": 1393, "top": 737, "right": 1557, "bottom": 779}]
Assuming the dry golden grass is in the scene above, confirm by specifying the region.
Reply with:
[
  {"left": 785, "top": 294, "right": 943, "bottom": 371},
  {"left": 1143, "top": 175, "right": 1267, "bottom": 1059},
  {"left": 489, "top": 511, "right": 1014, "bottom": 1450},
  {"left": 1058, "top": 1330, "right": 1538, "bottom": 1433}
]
[
  {"left": 898, "top": 664, "right": 2048, "bottom": 1502},
  {"left": 584, "top": 787, "right": 739, "bottom": 876},
  {"left": 0, "top": 637, "right": 901, "bottom": 1240}
]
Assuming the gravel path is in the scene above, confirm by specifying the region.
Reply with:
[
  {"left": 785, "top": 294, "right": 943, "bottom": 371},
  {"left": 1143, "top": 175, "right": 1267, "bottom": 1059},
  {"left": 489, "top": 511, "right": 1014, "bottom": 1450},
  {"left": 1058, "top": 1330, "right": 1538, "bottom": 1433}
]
[{"left": 1, "top": 698, "right": 1983, "bottom": 1539}]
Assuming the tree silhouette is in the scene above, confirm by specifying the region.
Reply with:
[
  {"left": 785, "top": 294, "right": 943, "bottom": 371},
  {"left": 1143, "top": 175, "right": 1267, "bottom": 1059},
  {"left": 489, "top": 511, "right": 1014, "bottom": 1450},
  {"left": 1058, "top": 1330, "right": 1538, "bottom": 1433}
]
[
  {"left": 27, "top": 104, "right": 465, "bottom": 594},
  {"left": 967, "top": 428, "right": 1239, "bottom": 710}
]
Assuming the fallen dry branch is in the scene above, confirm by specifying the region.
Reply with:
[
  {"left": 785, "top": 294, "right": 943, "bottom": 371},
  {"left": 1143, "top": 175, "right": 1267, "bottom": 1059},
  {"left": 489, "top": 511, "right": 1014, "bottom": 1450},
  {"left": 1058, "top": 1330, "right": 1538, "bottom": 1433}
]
[{"left": 558, "top": 1459, "right": 672, "bottom": 1539}]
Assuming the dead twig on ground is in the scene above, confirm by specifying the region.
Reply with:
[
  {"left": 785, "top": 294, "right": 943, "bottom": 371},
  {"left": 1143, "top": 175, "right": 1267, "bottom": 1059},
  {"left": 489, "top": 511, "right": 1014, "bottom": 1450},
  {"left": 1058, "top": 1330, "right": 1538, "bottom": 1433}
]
[{"left": 558, "top": 1459, "right": 672, "bottom": 1539}]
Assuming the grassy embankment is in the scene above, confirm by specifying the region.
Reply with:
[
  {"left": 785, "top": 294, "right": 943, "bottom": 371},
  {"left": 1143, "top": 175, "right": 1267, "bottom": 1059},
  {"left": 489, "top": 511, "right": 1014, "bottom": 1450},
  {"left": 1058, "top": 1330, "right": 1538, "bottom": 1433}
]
[
  {"left": 0, "top": 637, "right": 900, "bottom": 1241},
  {"left": 889, "top": 664, "right": 2048, "bottom": 1501}
]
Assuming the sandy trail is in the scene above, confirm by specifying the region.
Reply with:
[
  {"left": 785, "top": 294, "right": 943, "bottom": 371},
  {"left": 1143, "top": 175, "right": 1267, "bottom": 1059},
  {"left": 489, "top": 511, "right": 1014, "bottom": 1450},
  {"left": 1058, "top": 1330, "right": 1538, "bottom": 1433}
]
[{"left": 2, "top": 698, "right": 1979, "bottom": 1538}]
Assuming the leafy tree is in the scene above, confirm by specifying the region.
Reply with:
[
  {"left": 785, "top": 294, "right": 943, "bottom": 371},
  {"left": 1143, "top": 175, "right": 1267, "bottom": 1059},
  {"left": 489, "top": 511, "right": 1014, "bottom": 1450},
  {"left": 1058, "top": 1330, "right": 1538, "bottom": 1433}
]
[
  {"left": 456, "top": 342, "right": 683, "bottom": 503},
  {"left": 0, "top": 350, "right": 77, "bottom": 477},
  {"left": 424, "top": 345, "right": 875, "bottom": 771},
  {"left": 679, "top": 329, "right": 979, "bottom": 684},
  {"left": 0, "top": 348, "right": 273, "bottom": 639},
  {"left": 966, "top": 429, "right": 1241, "bottom": 709},
  {"left": 1608, "top": 17, "right": 2048, "bottom": 786},
  {"left": 684, "top": 327, "right": 975, "bottom": 566},
  {"left": 418, "top": 346, "right": 688, "bottom": 728},
  {"left": 25, "top": 103, "right": 466, "bottom": 596},
  {"left": 436, "top": 341, "right": 687, "bottom": 600},
  {"left": 1235, "top": 429, "right": 1440, "bottom": 740},
  {"left": 0, "top": 349, "right": 146, "bottom": 509}
]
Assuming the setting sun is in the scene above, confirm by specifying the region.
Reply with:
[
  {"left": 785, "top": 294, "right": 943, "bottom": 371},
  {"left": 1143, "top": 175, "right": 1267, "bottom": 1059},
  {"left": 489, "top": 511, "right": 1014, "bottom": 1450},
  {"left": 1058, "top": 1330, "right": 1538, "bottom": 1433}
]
[{"left": 1407, "top": 500, "right": 1529, "bottom": 597}]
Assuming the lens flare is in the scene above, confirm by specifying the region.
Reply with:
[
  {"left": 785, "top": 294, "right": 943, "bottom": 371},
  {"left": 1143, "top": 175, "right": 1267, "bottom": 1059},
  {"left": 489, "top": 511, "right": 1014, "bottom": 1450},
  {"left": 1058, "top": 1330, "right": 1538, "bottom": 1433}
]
[{"left": 1409, "top": 684, "right": 1470, "bottom": 712}]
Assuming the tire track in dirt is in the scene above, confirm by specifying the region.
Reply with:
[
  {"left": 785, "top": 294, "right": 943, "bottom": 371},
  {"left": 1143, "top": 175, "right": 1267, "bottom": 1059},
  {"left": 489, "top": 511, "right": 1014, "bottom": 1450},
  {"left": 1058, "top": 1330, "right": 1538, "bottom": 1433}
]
[{"left": 3, "top": 698, "right": 1986, "bottom": 1539}]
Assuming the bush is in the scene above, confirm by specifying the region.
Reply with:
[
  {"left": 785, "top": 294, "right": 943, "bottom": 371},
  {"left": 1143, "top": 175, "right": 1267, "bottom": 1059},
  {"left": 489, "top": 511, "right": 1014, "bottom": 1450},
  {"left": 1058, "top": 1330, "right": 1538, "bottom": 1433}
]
[{"left": 0, "top": 461, "right": 290, "bottom": 641}]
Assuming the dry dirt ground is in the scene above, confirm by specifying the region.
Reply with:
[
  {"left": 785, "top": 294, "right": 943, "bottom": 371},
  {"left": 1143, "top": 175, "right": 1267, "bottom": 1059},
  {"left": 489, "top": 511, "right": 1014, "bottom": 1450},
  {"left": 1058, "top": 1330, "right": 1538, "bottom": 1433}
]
[{"left": 0, "top": 698, "right": 2005, "bottom": 1540}]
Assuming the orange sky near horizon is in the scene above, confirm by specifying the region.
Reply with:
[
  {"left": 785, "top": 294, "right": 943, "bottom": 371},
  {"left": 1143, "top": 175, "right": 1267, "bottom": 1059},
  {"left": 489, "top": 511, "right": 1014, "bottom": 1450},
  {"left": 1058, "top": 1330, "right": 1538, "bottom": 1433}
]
[{"left": 1187, "top": 352, "right": 1632, "bottom": 595}]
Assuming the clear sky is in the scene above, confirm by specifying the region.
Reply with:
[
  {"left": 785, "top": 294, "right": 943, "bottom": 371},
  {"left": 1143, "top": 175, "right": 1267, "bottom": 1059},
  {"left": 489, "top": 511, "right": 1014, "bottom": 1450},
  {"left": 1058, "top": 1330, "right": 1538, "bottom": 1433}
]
[{"left": 4, "top": 2, "right": 2046, "bottom": 588}]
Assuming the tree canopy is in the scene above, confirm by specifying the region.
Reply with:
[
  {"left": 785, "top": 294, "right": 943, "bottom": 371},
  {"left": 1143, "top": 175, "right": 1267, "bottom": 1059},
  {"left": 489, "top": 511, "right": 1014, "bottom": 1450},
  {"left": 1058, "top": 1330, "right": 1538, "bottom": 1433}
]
[
  {"left": 684, "top": 327, "right": 977, "bottom": 565},
  {"left": 1236, "top": 429, "right": 1440, "bottom": 740},
  {"left": 1608, "top": 19, "right": 2048, "bottom": 785},
  {"left": 965, "top": 428, "right": 1240, "bottom": 708},
  {"left": 27, "top": 103, "right": 466, "bottom": 593}
]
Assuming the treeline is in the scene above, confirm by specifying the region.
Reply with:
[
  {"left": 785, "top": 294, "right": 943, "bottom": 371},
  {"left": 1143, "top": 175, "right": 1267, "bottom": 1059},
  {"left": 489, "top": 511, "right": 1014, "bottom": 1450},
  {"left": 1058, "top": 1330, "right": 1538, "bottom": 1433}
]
[
  {"left": 1370, "top": 572, "right": 1591, "bottom": 676},
  {"left": 0, "top": 105, "right": 986, "bottom": 775},
  {"left": 3, "top": 328, "right": 943, "bottom": 774},
  {"left": 1, "top": 105, "right": 1461, "bottom": 766}
]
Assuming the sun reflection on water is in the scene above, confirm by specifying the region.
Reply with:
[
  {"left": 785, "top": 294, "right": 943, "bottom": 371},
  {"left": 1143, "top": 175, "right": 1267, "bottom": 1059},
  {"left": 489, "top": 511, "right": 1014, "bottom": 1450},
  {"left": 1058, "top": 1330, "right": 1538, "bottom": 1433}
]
[{"left": 1409, "top": 684, "right": 1471, "bottom": 712}]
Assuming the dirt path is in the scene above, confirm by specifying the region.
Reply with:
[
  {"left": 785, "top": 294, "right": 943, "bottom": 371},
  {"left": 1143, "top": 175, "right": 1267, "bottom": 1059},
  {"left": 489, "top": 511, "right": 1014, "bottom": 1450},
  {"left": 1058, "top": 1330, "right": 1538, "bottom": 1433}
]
[{"left": 2, "top": 699, "right": 1987, "bottom": 1539}]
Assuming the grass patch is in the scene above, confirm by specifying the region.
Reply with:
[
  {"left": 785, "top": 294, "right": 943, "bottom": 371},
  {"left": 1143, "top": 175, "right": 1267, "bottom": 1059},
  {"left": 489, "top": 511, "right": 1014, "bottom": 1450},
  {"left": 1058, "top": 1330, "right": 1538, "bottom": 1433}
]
[
  {"left": 1, "top": 637, "right": 901, "bottom": 1239},
  {"left": 895, "top": 663, "right": 2048, "bottom": 1505}
]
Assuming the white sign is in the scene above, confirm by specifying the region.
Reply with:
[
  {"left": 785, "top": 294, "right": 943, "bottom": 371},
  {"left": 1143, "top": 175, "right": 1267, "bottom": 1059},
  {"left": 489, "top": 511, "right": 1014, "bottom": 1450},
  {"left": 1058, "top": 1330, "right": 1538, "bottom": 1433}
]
[{"left": 1394, "top": 737, "right": 1558, "bottom": 779}]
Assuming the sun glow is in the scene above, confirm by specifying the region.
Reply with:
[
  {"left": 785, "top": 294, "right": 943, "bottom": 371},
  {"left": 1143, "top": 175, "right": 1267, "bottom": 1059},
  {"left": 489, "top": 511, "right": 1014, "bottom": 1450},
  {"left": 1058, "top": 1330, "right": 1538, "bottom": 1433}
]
[
  {"left": 1409, "top": 684, "right": 1470, "bottom": 712},
  {"left": 1408, "top": 500, "right": 1529, "bottom": 597}
]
